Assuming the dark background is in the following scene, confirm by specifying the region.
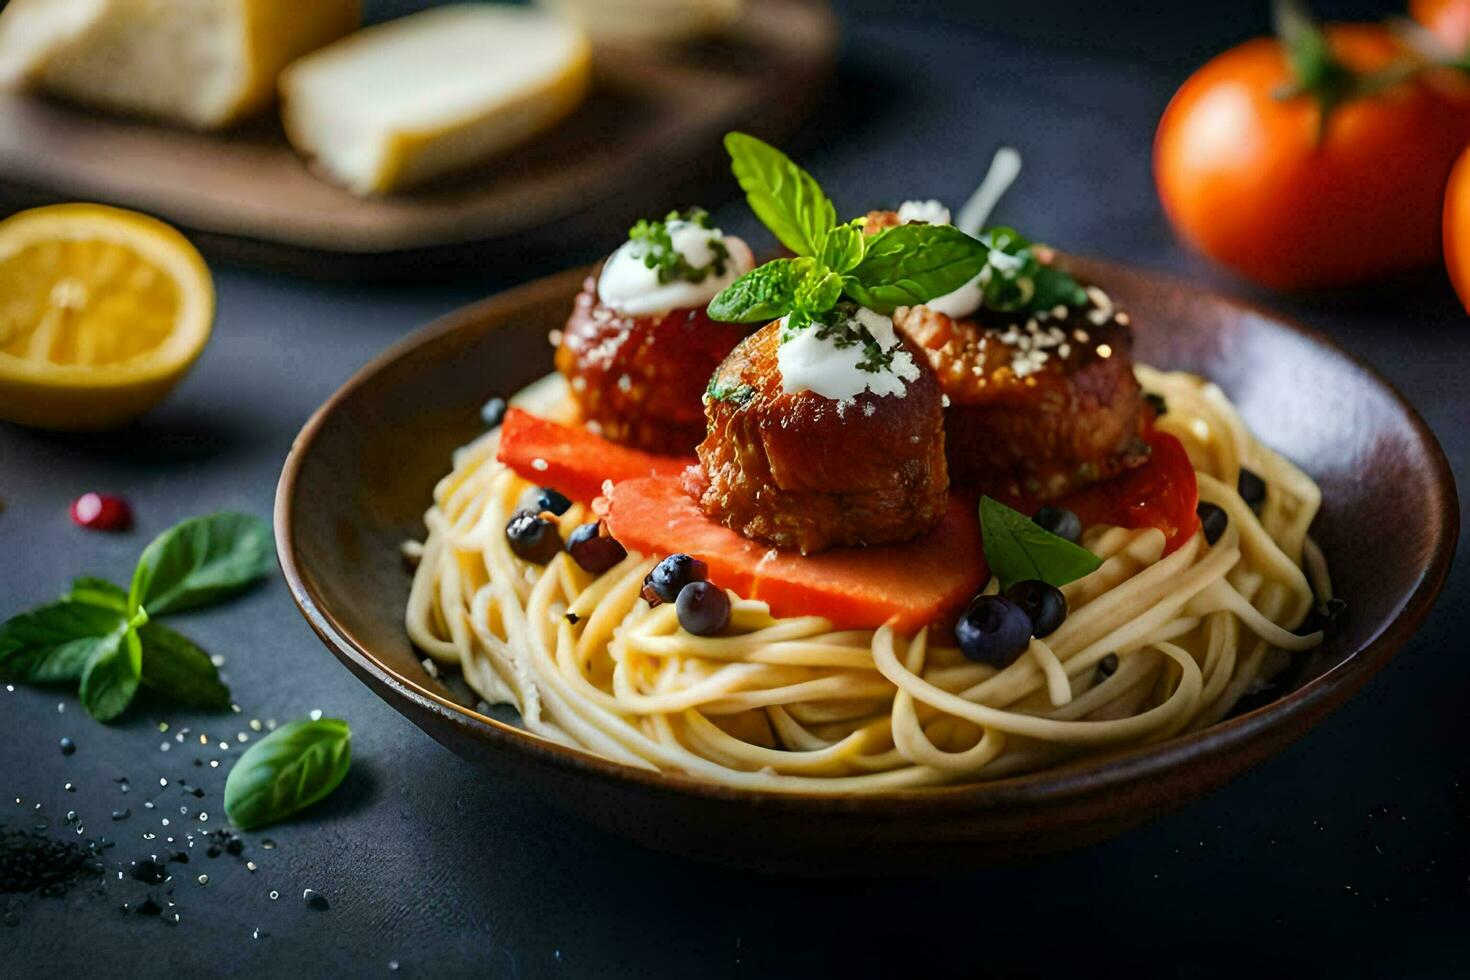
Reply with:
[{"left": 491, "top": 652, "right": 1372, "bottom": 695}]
[{"left": 2, "top": 1, "right": 1467, "bottom": 977}]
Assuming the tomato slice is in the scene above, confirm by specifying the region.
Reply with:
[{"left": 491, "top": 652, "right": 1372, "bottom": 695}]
[
  {"left": 601, "top": 476, "right": 988, "bottom": 632},
  {"left": 496, "top": 408, "right": 692, "bottom": 503},
  {"left": 1059, "top": 431, "right": 1200, "bottom": 553}
]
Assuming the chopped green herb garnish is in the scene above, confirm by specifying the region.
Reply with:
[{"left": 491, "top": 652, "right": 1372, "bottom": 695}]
[
  {"left": 626, "top": 207, "right": 730, "bottom": 285},
  {"left": 706, "top": 378, "right": 756, "bottom": 405}
]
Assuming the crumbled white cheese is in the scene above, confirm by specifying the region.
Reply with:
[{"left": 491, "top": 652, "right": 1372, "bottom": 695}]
[{"left": 776, "top": 308, "right": 920, "bottom": 401}]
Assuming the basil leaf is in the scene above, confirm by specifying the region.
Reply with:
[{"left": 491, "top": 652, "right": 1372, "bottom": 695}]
[
  {"left": 138, "top": 622, "right": 231, "bottom": 710},
  {"left": 129, "top": 512, "right": 273, "bottom": 616},
  {"left": 818, "top": 221, "right": 866, "bottom": 274},
  {"left": 708, "top": 258, "right": 803, "bottom": 323},
  {"left": 793, "top": 265, "right": 844, "bottom": 315},
  {"left": 1030, "top": 264, "right": 1089, "bottom": 311},
  {"left": 843, "top": 224, "right": 988, "bottom": 313},
  {"left": 79, "top": 624, "right": 142, "bottom": 722},
  {"left": 979, "top": 496, "right": 1102, "bottom": 591},
  {"left": 62, "top": 576, "right": 128, "bottom": 612},
  {"left": 0, "top": 601, "right": 128, "bottom": 683},
  {"left": 724, "top": 131, "right": 835, "bottom": 257},
  {"left": 224, "top": 717, "right": 352, "bottom": 831}
]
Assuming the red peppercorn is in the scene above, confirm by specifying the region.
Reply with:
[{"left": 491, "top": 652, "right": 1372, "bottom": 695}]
[{"left": 70, "top": 493, "right": 133, "bottom": 532}]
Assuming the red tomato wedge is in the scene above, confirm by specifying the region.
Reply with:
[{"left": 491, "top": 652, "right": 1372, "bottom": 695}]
[
  {"left": 1059, "top": 431, "right": 1200, "bottom": 553},
  {"left": 600, "top": 476, "right": 987, "bottom": 632},
  {"left": 496, "top": 408, "right": 692, "bottom": 503}
]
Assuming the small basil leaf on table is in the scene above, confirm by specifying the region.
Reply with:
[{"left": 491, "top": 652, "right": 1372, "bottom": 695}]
[
  {"left": 224, "top": 717, "right": 352, "bottom": 830},
  {"left": 137, "top": 621, "right": 231, "bottom": 710},
  {"left": 979, "top": 496, "right": 1102, "bottom": 591},
  {"left": 128, "top": 512, "right": 273, "bottom": 616},
  {"left": 844, "top": 224, "right": 989, "bottom": 313},
  {"left": 79, "top": 622, "right": 142, "bottom": 722},
  {"left": 61, "top": 576, "right": 129, "bottom": 612},
  {"left": 724, "top": 131, "right": 836, "bottom": 258},
  {"left": 0, "top": 600, "right": 128, "bottom": 683}
]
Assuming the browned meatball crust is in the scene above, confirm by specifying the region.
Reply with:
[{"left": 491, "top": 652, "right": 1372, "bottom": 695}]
[
  {"left": 687, "top": 320, "right": 949, "bottom": 554},
  {"left": 896, "top": 298, "right": 1148, "bottom": 499},
  {"left": 861, "top": 208, "right": 1148, "bottom": 498},
  {"left": 555, "top": 274, "right": 753, "bottom": 455}
]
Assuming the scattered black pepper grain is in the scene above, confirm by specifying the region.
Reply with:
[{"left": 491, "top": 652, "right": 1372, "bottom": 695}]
[
  {"left": 225, "top": 839, "right": 243, "bottom": 856},
  {"left": 1097, "top": 653, "right": 1119, "bottom": 681},
  {"left": 566, "top": 612, "right": 581, "bottom": 625},
  {"left": 304, "top": 889, "right": 330, "bottom": 911},
  {"left": 135, "top": 896, "right": 163, "bottom": 917},
  {"left": 0, "top": 827, "right": 103, "bottom": 896},
  {"left": 170, "top": 851, "right": 189, "bottom": 864},
  {"left": 59, "top": 738, "right": 76, "bottom": 757},
  {"left": 206, "top": 846, "right": 220, "bottom": 858},
  {"left": 110, "top": 809, "right": 129, "bottom": 821}
]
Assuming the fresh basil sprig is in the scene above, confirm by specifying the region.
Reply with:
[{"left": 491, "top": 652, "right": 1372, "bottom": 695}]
[
  {"left": 0, "top": 512, "right": 271, "bottom": 721},
  {"left": 713, "top": 132, "right": 1083, "bottom": 330},
  {"left": 224, "top": 717, "right": 352, "bottom": 831},
  {"left": 979, "top": 496, "right": 1102, "bottom": 591}
]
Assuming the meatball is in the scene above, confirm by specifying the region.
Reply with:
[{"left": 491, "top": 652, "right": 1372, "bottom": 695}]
[
  {"left": 555, "top": 273, "right": 753, "bottom": 455},
  {"left": 896, "top": 295, "right": 1148, "bottom": 499},
  {"left": 687, "top": 318, "right": 949, "bottom": 554}
]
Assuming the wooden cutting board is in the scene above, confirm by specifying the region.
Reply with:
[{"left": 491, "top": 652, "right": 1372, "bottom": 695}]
[{"left": 0, "top": 0, "right": 836, "bottom": 281}]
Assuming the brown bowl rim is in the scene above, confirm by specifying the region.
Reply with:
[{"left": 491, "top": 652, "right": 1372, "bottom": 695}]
[{"left": 274, "top": 259, "right": 1459, "bottom": 813}]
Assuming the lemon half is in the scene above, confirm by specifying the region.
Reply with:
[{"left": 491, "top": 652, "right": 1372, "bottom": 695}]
[{"left": 0, "top": 204, "right": 214, "bottom": 431}]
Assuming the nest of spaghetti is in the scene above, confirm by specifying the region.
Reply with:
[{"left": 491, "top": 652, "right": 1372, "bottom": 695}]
[{"left": 406, "top": 366, "right": 1331, "bottom": 792}]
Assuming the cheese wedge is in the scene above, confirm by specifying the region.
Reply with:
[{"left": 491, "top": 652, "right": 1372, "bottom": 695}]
[
  {"left": 0, "top": 0, "right": 359, "bottom": 130},
  {"left": 279, "top": 5, "right": 591, "bottom": 196}
]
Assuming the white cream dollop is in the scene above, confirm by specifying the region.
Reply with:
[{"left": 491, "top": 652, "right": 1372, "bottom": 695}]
[
  {"left": 896, "top": 198, "right": 985, "bottom": 319},
  {"left": 596, "top": 220, "right": 753, "bottom": 317},
  {"left": 896, "top": 199, "right": 951, "bottom": 226},
  {"left": 776, "top": 307, "right": 921, "bottom": 401}
]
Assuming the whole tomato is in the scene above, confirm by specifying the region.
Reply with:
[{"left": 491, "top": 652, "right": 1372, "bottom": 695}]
[
  {"left": 1413, "top": 0, "right": 1470, "bottom": 52},
  {"left": 1154, "top": 24, "right": 1467, "bottom": 290},
  {"left": 1443, "top": 145, "right": 1470, "bottom": 311}
]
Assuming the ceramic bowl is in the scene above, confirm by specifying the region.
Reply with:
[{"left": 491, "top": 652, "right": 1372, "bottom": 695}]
[{"left": 275, "top": 259, "right": 1457, "bottom": 873}]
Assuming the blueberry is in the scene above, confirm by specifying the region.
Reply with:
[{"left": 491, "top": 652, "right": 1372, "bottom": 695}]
[
  {"left": 479, "top": 397, "right": 507, "bottom": 428},
  {"left": 642, "top": 554, "right": 708, "bottom": 606},
  {"left": 567, "top": 522, "right": 627, "bottom": 574},
  {"left": 954, "top": 595, "right": 1033, "bottom": 668},
  {"left": 1032, "top": 506, "right": 1082, "bottom": 543},
  {"left": 521, "top": 486, "right": 572, "bottom": 516},
  {"left": 505, "top": 510, "right": 562, "bottom": 564},
  {"left": 1003, "top": 579, "right": 1067, "bottom": 637},
  {"left": 1237, "top": 468, "right": 1266, "bottom": 512},
  {"left": 1143, "top": 392, "right": 1167, "bottom": 417},
  {"left": 676, "top": 581, "right": 730, "bottom": 636},
  {"left": 1197, "top": 502, "right": 1228, "bottom": 545}
]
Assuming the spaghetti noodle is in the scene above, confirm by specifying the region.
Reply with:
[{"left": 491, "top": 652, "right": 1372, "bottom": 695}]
[{"left": 404, "top": 366, "right": 1329, "bottom": 791}]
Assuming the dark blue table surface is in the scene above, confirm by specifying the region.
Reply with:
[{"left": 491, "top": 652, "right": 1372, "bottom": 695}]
[{"left": 2, "top": 3, "right": 1466, "bottom": 977}]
